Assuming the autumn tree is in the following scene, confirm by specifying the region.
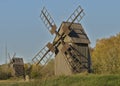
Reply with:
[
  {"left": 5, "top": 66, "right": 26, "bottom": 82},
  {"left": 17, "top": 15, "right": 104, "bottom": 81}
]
[{"left": 92, "top": 33, "right": 120, "bottom": 74}]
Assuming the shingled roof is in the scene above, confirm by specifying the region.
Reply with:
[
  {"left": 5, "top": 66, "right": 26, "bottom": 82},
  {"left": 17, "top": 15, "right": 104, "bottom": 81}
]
[{"left": 54, "top": 22, "right": 90, "bottom": 44}]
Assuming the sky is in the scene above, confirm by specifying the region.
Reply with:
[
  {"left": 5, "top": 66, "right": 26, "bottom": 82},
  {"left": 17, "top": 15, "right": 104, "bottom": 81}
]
[{"left": 0, "top": 0, "right": 120, "bottom": 64}]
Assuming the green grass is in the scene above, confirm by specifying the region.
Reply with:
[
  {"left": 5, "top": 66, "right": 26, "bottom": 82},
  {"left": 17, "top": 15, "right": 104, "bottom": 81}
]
[{"left": 0, "top": 74, "right": 120, "bottom": 86}]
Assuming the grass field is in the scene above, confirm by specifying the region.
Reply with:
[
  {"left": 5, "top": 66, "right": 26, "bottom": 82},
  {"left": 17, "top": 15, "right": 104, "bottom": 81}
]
[{"left": 0, "top": 74, "right": 120, "bottom": 86}]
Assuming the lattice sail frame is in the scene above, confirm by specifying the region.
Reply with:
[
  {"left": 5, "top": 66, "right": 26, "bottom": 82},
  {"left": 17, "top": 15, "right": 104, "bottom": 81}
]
[
  {"left": 40, "top": 7, "right": 57, "bottom": 35},
  {"left": 32, "top": 44, "right": 54, "bottom": 65},
  {"left": 67, "top": 5, "right": 85, "bottom": 24}
]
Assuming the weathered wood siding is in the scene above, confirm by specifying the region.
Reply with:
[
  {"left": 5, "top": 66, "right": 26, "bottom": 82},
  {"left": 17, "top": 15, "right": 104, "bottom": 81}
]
[{"left": 54, "top": 22, "right": 91, "bottom": 75}]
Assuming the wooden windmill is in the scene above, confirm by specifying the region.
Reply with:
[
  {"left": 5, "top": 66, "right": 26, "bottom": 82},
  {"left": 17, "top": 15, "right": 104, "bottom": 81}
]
[
  {"left": 8, "top": 53, "right": 25, "bottom": 77},
  {"left": 32, "top": 5, "right": 91, "bottom": 75}
]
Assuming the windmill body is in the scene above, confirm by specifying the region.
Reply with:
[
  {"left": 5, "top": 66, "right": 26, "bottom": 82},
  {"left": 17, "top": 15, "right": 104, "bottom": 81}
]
[
  {"left": 10, "top": 58, "right": 25, "bottom": 76},
  {"left": 8, "top": 53, "right": 25, "bottom": 77},
  {"left": 54, "top": 22, "right": 91, "bottom": 75}
]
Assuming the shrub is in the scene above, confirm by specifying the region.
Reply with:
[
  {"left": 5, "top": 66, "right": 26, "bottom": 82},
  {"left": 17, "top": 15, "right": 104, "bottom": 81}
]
[{"left": 0, "top": 64, "right": 12, "bottom": 80}]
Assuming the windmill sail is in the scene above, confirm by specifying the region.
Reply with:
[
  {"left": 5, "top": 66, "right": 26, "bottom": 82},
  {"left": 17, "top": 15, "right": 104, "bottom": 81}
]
[
  {"left": 67, "top": 5, "right": 85, "bottom": 28},
  {"left": 32, "top": 44, "right": 54, "bottom": 65},
  {"left": 40, "top": 7, "right": 57, "bottom": 35}
]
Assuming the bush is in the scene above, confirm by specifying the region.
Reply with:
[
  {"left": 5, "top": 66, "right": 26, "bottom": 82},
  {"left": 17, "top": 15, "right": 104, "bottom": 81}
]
[
  {"left": 30, "top": 64, "right": 42, "bottom": 79},
  {"left": 0, "top": 64, "right": 12, "bottom": 80},
  {"left": 0, "top": 71, "right": 11, "bottom": 80},
  {"left": 40, "top": 59, "right": 54, "bottom": 77},
  {"left": 28, "top": 59, "right": 55, "bottom": 79}
]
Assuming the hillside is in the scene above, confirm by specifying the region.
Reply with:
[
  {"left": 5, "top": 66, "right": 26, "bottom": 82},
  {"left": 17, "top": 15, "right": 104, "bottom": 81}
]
[{"left": 0, "top": 74, "right": 120, "bottom": 86}]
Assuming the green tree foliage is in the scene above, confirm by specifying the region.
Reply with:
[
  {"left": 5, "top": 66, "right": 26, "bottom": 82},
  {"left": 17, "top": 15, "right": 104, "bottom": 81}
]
[{"left": 92, "top": 33, "right": 120, "bottom": 74}]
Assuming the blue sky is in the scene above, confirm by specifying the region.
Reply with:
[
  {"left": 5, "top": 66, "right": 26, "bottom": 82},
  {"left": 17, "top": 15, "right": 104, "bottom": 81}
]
[{"left": 0, "top": 0, "right": 120, "bottom": 64}]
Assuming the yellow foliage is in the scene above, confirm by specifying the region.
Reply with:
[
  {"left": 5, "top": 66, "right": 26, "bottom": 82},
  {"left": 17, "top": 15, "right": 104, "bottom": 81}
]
[{"left": 92, "top": 33, "right": 120, "bottom": 74}]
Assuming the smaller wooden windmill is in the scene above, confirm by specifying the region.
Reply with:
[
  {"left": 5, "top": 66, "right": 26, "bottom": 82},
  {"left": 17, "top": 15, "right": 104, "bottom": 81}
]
[
  {"left": 32, "top": 5, "right": 91, "bottom": 75},
  {"left": 8, "top": 53, "right": 25, "bottom": 77}
]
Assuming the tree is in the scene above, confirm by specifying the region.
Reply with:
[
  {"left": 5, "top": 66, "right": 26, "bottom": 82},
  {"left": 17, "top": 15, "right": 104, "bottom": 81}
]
[{"left": 92, "top": 33, "right": 120, "bottom": 74}]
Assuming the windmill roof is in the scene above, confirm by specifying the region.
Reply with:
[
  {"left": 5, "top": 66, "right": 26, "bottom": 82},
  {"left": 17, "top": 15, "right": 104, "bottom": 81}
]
[
  {"left": 53, "top": 22, "right": 90, "bottom": 44},
  {"left": 12, "top": 58, "right": 24, "bottom": 65}
]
